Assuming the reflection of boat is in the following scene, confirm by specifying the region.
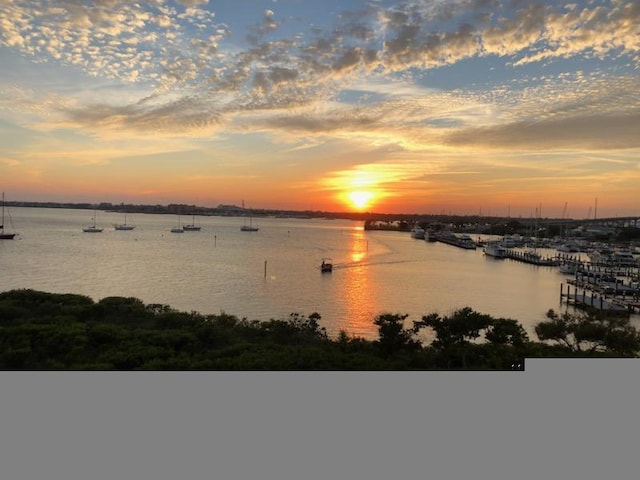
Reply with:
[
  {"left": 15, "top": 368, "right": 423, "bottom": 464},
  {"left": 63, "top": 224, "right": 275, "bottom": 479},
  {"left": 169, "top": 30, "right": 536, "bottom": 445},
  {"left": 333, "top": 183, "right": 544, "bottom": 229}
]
[
  {"left": 484, "top": 241, "right": 507, "bottom": 258},
  {"left": 320, "top": 258, "right": 333, "bottom": 273},
  {"left": 83, "top": 211, "right": 103, "bottom": 233},
  {"left": 114, "top": 212, "right": 135, "bottom": 230},
  {"left": 1, "top": 192, "right": 17, "bottom": 240}
]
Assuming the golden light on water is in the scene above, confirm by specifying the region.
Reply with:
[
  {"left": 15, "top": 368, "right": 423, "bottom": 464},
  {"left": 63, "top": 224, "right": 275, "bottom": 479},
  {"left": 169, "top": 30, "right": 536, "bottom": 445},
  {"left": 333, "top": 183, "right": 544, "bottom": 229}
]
[{"left": 349, "top": 230, "right": 368, "bottom": 262}]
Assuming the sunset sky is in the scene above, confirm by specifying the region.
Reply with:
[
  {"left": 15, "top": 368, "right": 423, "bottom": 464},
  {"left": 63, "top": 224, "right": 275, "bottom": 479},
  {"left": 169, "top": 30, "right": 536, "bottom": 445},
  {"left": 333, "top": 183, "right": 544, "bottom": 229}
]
[{"left": 1, "top": 0, "right": 639, "bottom": 217}]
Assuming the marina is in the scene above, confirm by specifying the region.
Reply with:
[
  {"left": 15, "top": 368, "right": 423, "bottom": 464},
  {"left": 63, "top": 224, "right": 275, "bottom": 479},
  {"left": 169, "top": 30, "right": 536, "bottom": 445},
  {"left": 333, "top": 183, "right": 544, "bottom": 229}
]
[
  {"left": 422, "top": 224, "right": 639, "bottom": 313},
  {"left": 560, "top": 283, "right": 640, "bottom": 313}
]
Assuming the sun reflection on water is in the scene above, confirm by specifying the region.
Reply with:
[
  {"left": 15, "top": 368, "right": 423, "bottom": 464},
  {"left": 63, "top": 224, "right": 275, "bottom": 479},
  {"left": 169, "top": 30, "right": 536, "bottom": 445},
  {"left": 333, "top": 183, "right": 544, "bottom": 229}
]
[{"left": 335, "top": 230, "right": 380, "bottom": 338}]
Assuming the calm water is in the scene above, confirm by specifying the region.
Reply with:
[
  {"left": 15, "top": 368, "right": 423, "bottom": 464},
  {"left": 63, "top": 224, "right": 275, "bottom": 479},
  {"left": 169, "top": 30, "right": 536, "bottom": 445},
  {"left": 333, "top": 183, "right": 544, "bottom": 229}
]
[{"left": 2, "top": 207, "right": 636, "bottom": 340}]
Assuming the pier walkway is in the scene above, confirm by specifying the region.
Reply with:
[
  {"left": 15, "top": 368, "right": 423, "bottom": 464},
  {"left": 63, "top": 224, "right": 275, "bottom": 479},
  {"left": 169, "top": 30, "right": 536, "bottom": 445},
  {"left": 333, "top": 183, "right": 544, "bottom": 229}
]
[
  {"left": 560, "top": 282, "right": 640, "bottom": 313},
  {"left": 503, "top": 249, "right": 559, "bottom": 266}
]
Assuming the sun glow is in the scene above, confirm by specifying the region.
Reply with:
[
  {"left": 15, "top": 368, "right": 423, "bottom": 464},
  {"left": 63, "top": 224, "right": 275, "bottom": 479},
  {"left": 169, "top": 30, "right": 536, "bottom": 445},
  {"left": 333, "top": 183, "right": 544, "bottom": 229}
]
[{"left": 347, "top": 190, "right": 375, "bottom": 211}]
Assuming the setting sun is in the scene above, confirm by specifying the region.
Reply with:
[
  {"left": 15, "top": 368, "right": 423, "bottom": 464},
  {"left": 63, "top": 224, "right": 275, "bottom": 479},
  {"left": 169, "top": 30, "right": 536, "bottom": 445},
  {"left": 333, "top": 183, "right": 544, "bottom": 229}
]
[{"left": 347, "top": 191, "right": 375, "bottom": 211}]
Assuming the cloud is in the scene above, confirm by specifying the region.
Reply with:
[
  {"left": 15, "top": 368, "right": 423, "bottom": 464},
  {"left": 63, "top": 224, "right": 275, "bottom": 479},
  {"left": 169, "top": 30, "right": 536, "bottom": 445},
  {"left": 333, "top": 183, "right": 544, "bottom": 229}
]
[
  {"left": 445, "top": 111, "right": 640, "bottom": 150},
  {"left": 60, "top": 94, "right": 225, "bottom": 135},
  {"left": 2, "top": 0, "right": 639, "bottom": 150}
]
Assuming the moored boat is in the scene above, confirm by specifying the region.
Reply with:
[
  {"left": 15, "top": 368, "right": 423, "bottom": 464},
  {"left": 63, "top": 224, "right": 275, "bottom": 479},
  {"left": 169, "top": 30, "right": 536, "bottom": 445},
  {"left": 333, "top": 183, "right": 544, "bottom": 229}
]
[
  {"left": 170, "top": 215, "right": 184, "bottom": 233},
  {"left": 435, "top": 231, "right": 476, "bottom": 249},
  {"left": 182, "top": 214, "right": 201, "bottom": 231},
  {"left": 410, "top": 224, "right": 425, "bottom": 239},
  {"left": 114, "top": 212, "right": 135, "bottom": 230},
  {"left": 83, "top": 210, "right": 103, "bottom": 233},
  {"left": 484, "top": 241, "right": 507, "bottom": 258},
  {"left": 0, "top": 192, "right": 17, "bottom": 239}
]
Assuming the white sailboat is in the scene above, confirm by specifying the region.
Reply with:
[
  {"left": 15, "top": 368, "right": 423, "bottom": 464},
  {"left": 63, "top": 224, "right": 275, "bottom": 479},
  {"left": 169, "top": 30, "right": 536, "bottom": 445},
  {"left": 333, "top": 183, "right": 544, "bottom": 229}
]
[
  {"left": 1, "top": 192, "right": 17, "bottom": 239},
  {"left": 114, "top": 212, "right": 135, "bottom": 230},
  {"left": 171, "top": 215, "right": 184, "bottom": 233},
  {"left": 240, "top": 200, "right": 259, "bottom": 231},
  {"left": 83, "top": 210, "right": 103, "bottom": 233}
]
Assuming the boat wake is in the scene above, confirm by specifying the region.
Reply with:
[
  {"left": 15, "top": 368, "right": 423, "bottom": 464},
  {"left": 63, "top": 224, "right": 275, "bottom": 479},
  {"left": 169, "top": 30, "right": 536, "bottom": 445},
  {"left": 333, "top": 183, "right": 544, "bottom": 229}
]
[{"left": 332, "top": 259, "right": 414, "bottom": 269}]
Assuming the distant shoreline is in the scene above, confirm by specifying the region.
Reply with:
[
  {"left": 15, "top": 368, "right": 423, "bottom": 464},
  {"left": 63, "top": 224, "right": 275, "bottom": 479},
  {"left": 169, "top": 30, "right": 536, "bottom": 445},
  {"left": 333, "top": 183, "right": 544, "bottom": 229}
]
[{"left": 4, "top": 199, "right": 609, "bottom": 225}]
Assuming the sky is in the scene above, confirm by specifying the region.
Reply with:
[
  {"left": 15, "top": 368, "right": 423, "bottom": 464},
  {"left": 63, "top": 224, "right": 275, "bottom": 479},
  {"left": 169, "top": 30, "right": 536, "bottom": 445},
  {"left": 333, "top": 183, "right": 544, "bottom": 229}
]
[{"left": 1, "top": 0, "right": 639, "bottom": 218}]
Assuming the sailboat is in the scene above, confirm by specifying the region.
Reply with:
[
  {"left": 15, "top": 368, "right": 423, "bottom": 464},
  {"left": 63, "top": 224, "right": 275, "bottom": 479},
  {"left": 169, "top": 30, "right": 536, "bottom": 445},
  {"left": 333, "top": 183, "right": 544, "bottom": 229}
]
[
  {"left": 240, "top": 201, "right": 259, "bottom": 231},
  {"left": 83, "top": 210, "right": 104, "bottom": 233},
  {"left": 114, "top": 211, "right": 135, "bottom": 230},
  {"left": 240, "top": 216, "right": 259, "bottom": 232},
  {"left": 170, "top": 215, "right": 184, "bottom": 233},
  {"left": 1, "top": 192, "right": 17, "bottom": 239},
  {"left": 182, "top": 213, "right": 201, "bottom": 231}
]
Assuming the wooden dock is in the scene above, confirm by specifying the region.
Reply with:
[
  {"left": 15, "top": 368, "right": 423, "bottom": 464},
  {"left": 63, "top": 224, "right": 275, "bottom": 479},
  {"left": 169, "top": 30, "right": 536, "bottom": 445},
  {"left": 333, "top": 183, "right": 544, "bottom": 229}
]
[
  {"left": 560, "top": 283, "right": 640, "bottom": 313},
  {"left": 504, "top": 249, "right": 559, "bottom": 266}
]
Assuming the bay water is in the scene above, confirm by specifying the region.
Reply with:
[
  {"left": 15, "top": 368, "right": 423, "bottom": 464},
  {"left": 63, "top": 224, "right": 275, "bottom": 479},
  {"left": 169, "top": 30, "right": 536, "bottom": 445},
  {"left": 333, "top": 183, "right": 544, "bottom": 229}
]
[{"left": 3, "top": 207, "right": 634, "bottom": 341}]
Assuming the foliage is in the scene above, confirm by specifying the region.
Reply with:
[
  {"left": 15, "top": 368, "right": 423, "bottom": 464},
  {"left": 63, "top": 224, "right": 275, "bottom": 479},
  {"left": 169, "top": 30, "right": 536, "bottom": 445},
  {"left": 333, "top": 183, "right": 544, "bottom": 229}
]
[
  {"left": 615, "top": 227, "right": 640, "bottom": 241},
  {"left": 413, "top": 307, "right": 494, "bottom": 348},
  {"left": 485, "top": 318, "right": 529, "bottom": 346},
  {"left": 1, "top": 289, "right": 638, "bottom": 370},
  {"left": 373, "top": 313, "right": 421, "bottom": 355},
  {"left": 535, "top": 309, "right": 640, "bottom": 356}
]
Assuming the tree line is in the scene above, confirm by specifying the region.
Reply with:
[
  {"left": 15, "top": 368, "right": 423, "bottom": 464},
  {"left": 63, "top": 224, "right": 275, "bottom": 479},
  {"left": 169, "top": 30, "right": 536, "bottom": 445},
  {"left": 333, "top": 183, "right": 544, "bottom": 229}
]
[{"left": 1, "top": 289, "right": 638, "bottom": 370}]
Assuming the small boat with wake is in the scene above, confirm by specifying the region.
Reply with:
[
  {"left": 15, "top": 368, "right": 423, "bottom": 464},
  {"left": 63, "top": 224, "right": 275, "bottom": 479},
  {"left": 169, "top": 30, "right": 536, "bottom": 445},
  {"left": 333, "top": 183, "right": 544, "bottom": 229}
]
[{"left": 320, "top": 258, "right": 333, "bottom": 273}]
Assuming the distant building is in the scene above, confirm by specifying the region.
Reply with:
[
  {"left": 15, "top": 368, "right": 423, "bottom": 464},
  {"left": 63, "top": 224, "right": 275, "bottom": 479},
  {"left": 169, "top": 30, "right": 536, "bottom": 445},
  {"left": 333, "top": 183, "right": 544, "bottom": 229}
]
[{"left": 216, "top": 204, "right": 245, "bottom": 215}]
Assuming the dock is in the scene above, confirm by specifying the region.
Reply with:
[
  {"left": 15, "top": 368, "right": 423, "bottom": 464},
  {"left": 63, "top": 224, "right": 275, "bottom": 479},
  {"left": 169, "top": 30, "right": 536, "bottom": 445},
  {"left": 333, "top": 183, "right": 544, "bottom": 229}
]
[
  {"left": 560, "top": 283, "right": 640, "bottom": 313},
  {"left": 503, "top": 249, "right": 559, "bottom": 266}
]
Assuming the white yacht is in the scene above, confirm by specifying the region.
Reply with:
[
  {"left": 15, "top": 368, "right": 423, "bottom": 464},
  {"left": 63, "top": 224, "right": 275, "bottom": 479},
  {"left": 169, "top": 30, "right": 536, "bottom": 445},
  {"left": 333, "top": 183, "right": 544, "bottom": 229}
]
[
  {"left": 484, "top": 241, "right": 507, "bottom": 258},
  {"left": 410, "top": 224, "right": 425, "bottom": 239}
]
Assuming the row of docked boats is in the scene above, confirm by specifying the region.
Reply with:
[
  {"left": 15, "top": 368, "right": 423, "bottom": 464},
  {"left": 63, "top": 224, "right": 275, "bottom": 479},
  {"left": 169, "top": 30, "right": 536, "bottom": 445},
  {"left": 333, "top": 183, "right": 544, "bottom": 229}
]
[
  {"left": 432, "top": 231, "right": 477, "bottom": 249},
  {"left": 410, "top": 223, "right": 475, "bottom": 248},
  {"left": 483, "top": 241, "right": 560, "bottom": 265}
]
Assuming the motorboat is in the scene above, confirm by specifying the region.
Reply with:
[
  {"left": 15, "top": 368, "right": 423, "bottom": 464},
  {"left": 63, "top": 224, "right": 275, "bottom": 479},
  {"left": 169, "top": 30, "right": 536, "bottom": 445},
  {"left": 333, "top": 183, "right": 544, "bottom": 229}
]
[
  {"left": 410, "top": 224, "right": 425, "bottom": 239},
  {"left": 320, "top": 258, "right": 333, "bottom": 273},
  {"left": 484, "top": 241, "right": 507, "bottom": 258}
]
